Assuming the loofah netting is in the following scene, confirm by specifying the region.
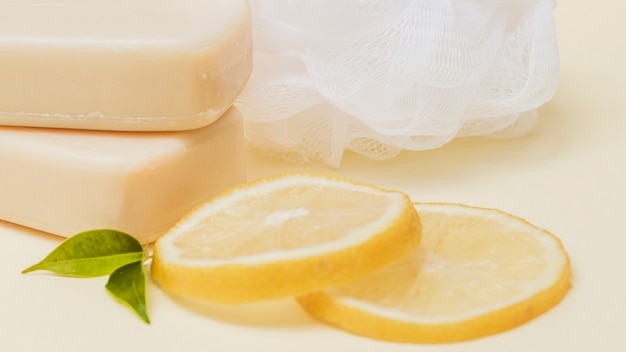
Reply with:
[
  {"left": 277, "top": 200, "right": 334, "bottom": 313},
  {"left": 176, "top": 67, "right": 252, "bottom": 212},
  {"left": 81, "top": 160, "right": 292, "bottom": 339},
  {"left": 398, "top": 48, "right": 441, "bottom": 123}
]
[{"left": 235, "top": 0, "right": 559, "bottom": 167}]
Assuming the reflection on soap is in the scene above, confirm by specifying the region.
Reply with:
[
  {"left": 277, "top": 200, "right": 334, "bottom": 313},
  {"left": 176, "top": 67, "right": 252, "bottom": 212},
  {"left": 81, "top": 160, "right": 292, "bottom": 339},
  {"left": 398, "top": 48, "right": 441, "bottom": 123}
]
[
  {"left": 0, "top": 107, "right": 247, "bottom": 243},
  {"left": 0, "top": 0, "right": 252, "bottom": 131}
]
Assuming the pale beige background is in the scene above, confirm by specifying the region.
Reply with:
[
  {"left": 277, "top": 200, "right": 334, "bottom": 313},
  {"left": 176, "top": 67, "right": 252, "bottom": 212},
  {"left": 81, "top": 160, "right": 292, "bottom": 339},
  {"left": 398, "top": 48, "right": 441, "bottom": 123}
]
[{"left": 1, "top": 1, "right": 624, "bottom": 351}]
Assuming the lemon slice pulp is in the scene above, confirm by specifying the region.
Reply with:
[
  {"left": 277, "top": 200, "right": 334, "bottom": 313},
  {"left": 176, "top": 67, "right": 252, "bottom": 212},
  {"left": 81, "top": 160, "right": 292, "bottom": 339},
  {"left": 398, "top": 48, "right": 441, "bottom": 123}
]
[
  {"left": 151, "top": 173, "right": 421, "bottom": 303},
  {"left": 297, "top": 202, "right": 571, "bottom": 343}
]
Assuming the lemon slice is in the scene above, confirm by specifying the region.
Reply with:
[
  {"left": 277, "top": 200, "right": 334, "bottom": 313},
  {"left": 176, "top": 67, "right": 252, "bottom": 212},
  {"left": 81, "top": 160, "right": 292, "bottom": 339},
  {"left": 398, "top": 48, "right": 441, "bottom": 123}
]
[
  {"left": 296, "top": 202, "right": 571, "bottom": 343},
  {"left": 151, "top": 173, "right": 421, "bottom": 304}
]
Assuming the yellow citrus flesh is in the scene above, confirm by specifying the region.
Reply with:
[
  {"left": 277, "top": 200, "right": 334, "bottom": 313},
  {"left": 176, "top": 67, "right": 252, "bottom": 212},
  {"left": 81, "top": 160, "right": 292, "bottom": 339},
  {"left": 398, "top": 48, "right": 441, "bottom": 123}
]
[
  {"left": 151, "top": 173, "right": 421, "bottom": 304},
  {"left": 297, "top": 202, "right": 571, "bottom": 343}
]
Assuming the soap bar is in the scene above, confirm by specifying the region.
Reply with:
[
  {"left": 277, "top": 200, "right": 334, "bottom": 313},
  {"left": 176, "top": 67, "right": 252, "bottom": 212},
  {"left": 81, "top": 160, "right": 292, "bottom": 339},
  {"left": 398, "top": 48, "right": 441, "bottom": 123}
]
[
  {"left": 0, "top": 107, "right": 246, "bottom": 243},
  {"left": 0, "top": 0, "right": 252, "bottom": 131}
]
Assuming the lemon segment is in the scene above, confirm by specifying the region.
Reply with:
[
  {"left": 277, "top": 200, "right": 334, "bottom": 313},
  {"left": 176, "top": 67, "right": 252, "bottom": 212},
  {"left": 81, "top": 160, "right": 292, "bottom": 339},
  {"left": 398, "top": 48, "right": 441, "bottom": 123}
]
[
  {"left": 151, "top": 173, "right": 421, "bottom": 304},
  {"left": 296, "top": 202, "right": 571, "bottom": 343}
]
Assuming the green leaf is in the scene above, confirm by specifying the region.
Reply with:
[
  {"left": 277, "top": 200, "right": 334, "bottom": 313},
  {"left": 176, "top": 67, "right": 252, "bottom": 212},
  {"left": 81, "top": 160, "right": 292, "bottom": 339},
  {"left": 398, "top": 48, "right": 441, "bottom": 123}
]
[
  {"left": 106, "top": 261, "right": 150, "bottom": 324},
  {"left": 22, "top": 229, "right": 144, "bottom": 277}
]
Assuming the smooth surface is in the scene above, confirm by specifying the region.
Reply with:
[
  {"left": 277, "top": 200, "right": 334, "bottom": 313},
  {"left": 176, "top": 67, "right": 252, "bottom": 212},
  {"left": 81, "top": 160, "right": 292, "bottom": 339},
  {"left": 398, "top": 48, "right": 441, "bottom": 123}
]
[
  {"left": 0, "top": 107, "right": 246, "bottom": 243},
  {"left": 1, "top": 1, "right": 625, "bottom": 351},
  {"left": 0, "top": 0, "right": 252, "bottom": 131}
]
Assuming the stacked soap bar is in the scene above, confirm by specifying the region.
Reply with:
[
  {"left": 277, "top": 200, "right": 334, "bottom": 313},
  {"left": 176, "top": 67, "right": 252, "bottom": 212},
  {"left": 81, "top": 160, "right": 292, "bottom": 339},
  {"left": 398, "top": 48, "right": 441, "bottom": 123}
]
[{"left": 0, "top": 0, "right": 253, "bottom": 242}]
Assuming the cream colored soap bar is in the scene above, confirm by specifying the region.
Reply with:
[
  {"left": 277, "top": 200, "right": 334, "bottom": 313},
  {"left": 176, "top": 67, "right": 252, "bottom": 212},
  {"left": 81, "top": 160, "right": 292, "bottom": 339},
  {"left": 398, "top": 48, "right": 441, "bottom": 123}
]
[
  {"left": 0, "top": 107, "right": 246, "bottom": 243},
  {"left": 0, "top": 0, "right": 252, "bottom": 131}
]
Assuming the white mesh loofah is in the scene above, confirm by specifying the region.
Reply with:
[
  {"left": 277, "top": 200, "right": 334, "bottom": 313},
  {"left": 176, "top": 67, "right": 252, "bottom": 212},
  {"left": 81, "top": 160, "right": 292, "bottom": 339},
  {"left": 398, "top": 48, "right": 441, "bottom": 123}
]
[{"left": 235, "top": 0, "right": 559, "bottom": 167}]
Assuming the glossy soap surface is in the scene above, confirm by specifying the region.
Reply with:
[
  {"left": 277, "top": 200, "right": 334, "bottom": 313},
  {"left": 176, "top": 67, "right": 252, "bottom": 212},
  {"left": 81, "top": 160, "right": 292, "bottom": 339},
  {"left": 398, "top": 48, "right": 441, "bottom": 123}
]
[
  {"left": 0, "top": 107, "right": 247, "bottom": 242},
  {"left": 0, "top": 0, "right": 252, "bottom": 131}
]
